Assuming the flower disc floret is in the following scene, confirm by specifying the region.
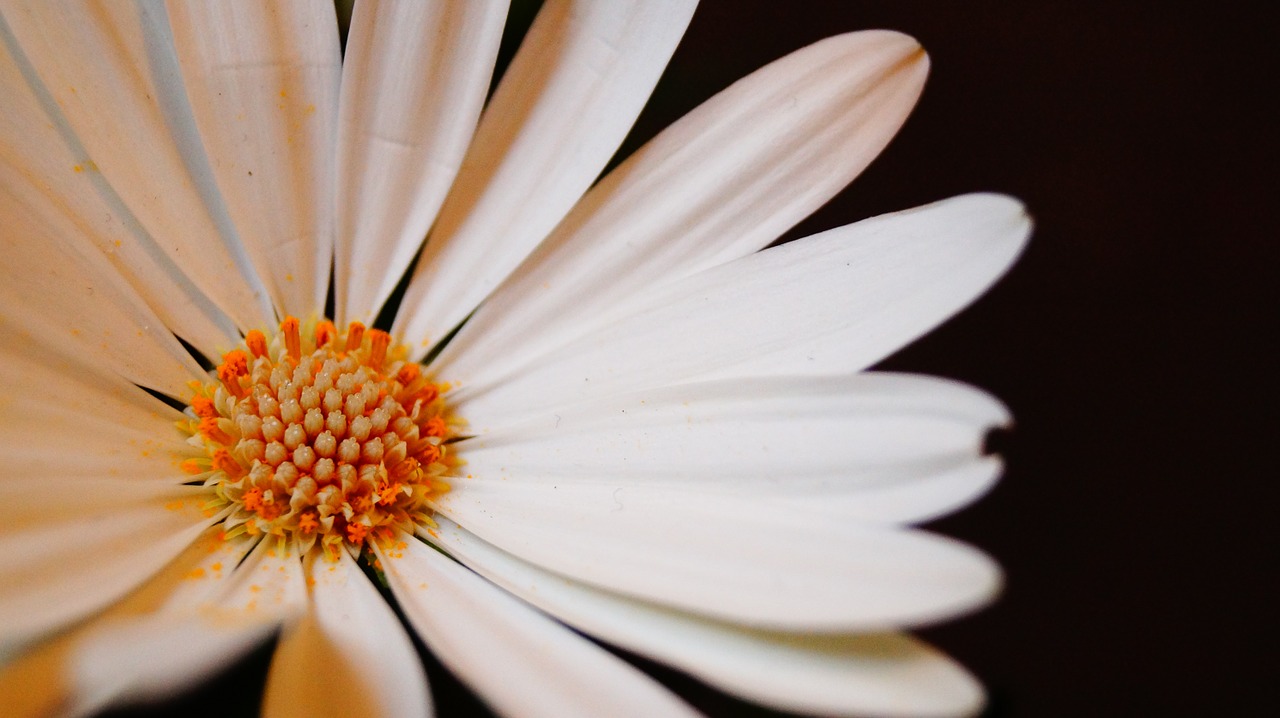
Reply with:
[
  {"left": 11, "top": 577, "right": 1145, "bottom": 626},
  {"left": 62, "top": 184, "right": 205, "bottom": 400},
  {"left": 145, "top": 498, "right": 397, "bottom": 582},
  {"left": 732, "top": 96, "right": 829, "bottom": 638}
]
[{"left": 183, "top": 317, "right": 455, "bottom": 556}]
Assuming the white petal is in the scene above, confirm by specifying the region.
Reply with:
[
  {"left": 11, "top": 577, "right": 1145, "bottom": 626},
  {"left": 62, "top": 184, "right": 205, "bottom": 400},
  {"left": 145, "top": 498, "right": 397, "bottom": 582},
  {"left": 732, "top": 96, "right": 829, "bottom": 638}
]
[
  {"left": 375, "top": 534, "right": 697, "bottom": 718},
  {"left": 433, "top": 479, "right": 1000, "bottom": 630},
  {"left": 433, "top": 517, "right": 985, "bottom": 717},
  {"left": 0, "top": 341, "right": 196, "bottom": 486},
  {"left": 0, "top": 179, "right": 208, "bottom": 397},
  {"left": 0, "top": 158, "right": 233, "bottom": 365},
  {"left": 454, "top": 194, "right": 1031, "bottom": 428},
  {"left": 459, "top": 373, "right": 1007, "bottom": 524},
  {"left": 263, "top": 550, "right": 430, "bottom": 718},
  {"left": 70, "top": 534, "right": 293, "bottom": 717},
  {"left": 0, "top": 494, "right": 213, "bottom": 654},
  {"left": 395, "top": 0, "right": 697, "bottom": 352},
  {"left": 0, "top": 531, "right": 285, "bottom": 718},
  {"left": 167, "top": 0, "right": 341, "bottom": 318},
  {"left": 778, "top": 458, "right": 1004, "bottom": 526},
  {"left": 1, "top": 2, "right": 274, "bottom": 342},
  {"left": 0, "top": 19, "right": 248, "bottom": 358},
  {"left": 334, "top": 0, "right": 507, "bottom": 324},
  {"left": 433, "top": 29, "right": 928, "bottom": 386},
  {"left": 0, "top": 481, "right": 194, "bottom": 539}
]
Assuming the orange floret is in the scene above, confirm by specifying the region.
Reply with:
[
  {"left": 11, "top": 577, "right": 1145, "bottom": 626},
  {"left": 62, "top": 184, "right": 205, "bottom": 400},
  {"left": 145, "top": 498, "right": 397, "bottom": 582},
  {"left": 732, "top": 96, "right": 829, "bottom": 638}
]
[
  {"left": 298, "top": 511, "right": 319, "bottom": 534},
  {"left": 419, "top": 443, "right": 441, "bottom": 466},
  {"left": 377, "top": 482, "right": 402, "bottom": 505},
  {"left": 345, "top": 321, "right": 365, "bottom": 352},
  {"left": 212, "top": 448, "right": 244, "bottom": 478},
  {"left": 396, "top": 362, "right": 420, "bottom": 385},
  {"left": 198, "top": 416, "right": 232, "bottom": 445},
  {"left": 191, "top": 395, "right": 218, "bottom": 419},
  {"left": 423, "top": 416, "right": 448, "bottom": 438},
  {"left": 346, "top": 522, "right": 369, "bottom": 544},
  {"left": 217, "top": 350, "right": 249, "bottom": 399},
  {"left": 280, "top": 316, "right": 301, "bottom": 362},
  {"left": 242, "top": 487, "right": 264, "bottom": 512},
  {"left": 367, "top": 329, "right": 391, "bottom": 368},
  {"left": 245, "top": 330, "right": 268, "bottom": 358},
  {"left": 315, "top": 320, "right": 336, "bottom": 347}
]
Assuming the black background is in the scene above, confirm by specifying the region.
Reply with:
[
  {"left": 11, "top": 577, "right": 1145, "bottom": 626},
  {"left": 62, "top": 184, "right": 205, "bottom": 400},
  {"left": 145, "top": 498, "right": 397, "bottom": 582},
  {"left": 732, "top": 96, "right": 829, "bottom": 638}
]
[{"left": 106, "top": 2, "right": 1274, "bottom": 716}]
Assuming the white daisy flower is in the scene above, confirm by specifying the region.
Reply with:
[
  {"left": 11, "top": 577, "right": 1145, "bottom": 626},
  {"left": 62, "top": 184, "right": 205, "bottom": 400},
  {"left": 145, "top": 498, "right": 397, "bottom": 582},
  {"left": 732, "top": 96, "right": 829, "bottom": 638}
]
[{"left": 0, "top": 1, "right": 1030, "bottom": 717}]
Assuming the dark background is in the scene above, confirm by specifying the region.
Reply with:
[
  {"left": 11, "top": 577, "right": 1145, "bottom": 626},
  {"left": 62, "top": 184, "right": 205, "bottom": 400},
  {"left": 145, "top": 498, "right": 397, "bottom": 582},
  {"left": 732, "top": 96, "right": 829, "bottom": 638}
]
[{"left": 108, "top": 2, "right": 1274, "bottom": 716}]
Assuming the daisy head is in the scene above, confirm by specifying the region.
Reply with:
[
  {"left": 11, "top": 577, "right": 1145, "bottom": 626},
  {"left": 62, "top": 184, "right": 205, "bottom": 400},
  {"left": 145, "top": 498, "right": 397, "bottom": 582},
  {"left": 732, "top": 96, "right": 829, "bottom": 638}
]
[{"left": 0, "top": 1, "right": 1029, "bottom": 716}]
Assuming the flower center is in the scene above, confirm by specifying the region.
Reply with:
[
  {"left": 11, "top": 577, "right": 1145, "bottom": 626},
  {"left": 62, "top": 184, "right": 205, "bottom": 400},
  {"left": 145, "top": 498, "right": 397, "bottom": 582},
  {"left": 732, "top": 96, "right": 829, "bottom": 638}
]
[{"left": 183, "top": 317, "right": 454, "bottom": 556}]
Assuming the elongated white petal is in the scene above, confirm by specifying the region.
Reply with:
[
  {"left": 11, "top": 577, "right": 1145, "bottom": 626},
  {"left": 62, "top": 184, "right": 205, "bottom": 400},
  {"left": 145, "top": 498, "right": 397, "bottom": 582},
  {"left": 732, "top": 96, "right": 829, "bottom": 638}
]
[
  {"left": 0, "top": 342, "right": 196, "bottom": 487},
  {"left": 0, "top": 531, "right": 285, "bottom": 718},
  {"left": 167, "top": 0, "right": 341, "bottom": 318},
  {"left": 0, "top": 179, "right": 208, "bottom": 397},
  {"left": 334, "top": 0, "right": 507, "bottom": 324},
  {"left": 78, "top": 537, "right": 302, "bottom": 712},
  {"left": 433, "top": 29, "right": 928, "bottom": 384},
  {"left": 460, "top": 373, "right": 1007, "bottom": 524},
  {"left": 433, "top": 478, "right": 999, "bottom": 630},
  {"left": 0, "top": 481, "right": 195, "bottom": 540},
  {"left": 0, "top": 494, "right": 214, "bottom": 654},
  {"left": 263, "top": 550, "right": 429, "bottom": 718},
  {"left": 777, "top": 458, "right": 1004, "bottom": 526},
  {"left": 433, "top": 518, "right": 984, "bottom": 717},
  {"left": 454, "top": 194, "right": 1030, "bottom": 428},
  {"left": 1, "top": 2, "right": 274, "bottom": 342},
  {"left": 0, "top": 18, "right": 245, "bottom": 357},
  {"left": 395, "top": 0, "right": 697, "bottom": 352},
  {"left": 376, "top": 534, "right": 697, "bottom": 718}
]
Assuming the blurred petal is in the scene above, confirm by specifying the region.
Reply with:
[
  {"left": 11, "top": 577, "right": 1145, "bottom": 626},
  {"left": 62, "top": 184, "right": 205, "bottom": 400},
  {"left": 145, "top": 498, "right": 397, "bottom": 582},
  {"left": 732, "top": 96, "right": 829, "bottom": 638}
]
[
  {"left": 66, "top": 533, "right": 287, "bottom": 715},
  {"left": 433, "top": 479, "right": 1000, "bottom": 631},
  {"left": 67, "top": 612, "right": 277, "bottom": 717},
  {"left": 433, "top": 517, "right": 985, "bottom": 717},
  {"left": 334, "top": 0, "right": 507, "bottom": 324},
  {"left": 0, "top": 493, "right": 214, "bottom": 654},
  {"left": 455, "top": 194, "right": 1031, "bottom": 428},
  {"left": 0, "top": 531, "right": 289, "bottom": 717},
  {"left": 376, "top": 534, "right": 697, "bottom": 718},
  {"left": 395, "top": 0, "right": 697, "bottom": 352},
  {"left": 263, "top": 550, "right": 430, "bottom": 718},
  {"left": 433, "top": 29, "right": 928, "bottom": 384},
  {"left": 167, "top": 0, "right": 341, "bottom": 318},
  {"left": 459, "top": 373, "right": 1008, "bottom": 524}
]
